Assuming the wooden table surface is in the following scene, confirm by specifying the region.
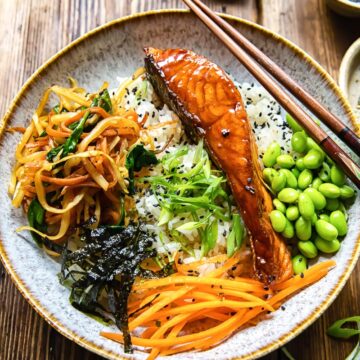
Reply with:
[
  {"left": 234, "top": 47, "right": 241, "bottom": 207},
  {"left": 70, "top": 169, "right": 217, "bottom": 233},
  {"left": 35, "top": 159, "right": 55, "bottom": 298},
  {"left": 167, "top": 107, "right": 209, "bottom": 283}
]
[{"left": 0, "top": 1, "right": 359, "bottom": 359}]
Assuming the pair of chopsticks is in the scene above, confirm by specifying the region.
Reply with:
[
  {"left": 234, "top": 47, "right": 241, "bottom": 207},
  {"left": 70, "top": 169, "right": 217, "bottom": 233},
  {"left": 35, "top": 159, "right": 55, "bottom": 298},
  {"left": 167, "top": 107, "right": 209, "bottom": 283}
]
[{"left": 183, "top": 0, "right": 360, "bottom": 189}]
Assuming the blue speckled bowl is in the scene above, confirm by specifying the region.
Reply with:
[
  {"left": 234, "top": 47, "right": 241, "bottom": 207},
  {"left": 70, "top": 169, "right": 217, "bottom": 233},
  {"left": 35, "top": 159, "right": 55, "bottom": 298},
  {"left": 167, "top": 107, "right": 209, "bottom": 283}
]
[{"left": 0, "top": 10, "right": 359, "bottom": 360}]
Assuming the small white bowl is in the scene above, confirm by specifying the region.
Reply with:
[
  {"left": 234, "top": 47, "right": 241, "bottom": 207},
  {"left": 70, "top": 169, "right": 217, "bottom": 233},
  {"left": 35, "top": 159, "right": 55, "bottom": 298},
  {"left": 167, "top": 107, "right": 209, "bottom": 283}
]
[
  {"left": 326, "top": 0, "right": 360, "bottom": 17},
  {"left": 339, "top": 37, "right": 360, "bottom": 116}
]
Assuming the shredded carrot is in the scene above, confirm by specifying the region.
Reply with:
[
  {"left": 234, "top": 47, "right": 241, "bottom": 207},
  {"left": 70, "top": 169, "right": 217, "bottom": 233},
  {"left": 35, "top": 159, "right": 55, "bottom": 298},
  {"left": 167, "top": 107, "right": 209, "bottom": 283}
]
[{"left": 101, "top": 259, "right": 336, "bottom": 359}]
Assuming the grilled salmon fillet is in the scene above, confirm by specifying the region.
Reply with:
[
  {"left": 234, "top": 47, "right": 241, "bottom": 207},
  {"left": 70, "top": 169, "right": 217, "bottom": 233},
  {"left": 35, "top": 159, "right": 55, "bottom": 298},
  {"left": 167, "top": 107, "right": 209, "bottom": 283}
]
[{"left": 144, "top": 47, "right": 292, "bottom": 284}]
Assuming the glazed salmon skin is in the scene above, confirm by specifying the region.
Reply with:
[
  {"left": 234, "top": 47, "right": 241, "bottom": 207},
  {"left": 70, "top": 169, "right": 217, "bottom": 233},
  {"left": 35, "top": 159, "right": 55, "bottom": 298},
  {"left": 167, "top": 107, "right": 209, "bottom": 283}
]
[{"left": 144, "top": 47, "right": 292, "bottom": 284}]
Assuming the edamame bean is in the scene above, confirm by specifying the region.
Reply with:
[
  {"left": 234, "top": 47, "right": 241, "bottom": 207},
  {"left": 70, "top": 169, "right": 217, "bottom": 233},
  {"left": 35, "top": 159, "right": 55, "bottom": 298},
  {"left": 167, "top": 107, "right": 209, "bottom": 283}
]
[
  {"left": 325, "top": 198, "right": 340, "bottom": 211},
  {"left": 278, "top": 188, "right": 299, "bottom": 203},
  {"left": 319, "top": 183, "right": 341, "bottom": 199},
  {"left": 304, "top": 188, "right": 326, "bottom": 210},
  {"left": 319, "top": 162, "right": 331, "bottom": 182},
  {"left": 311, "top": 213, "right": 318, "bottom": 225},
  {"left": 298, "top": 241, "right": 318, "bottom": 259},
  {"left": 269, "top": 210, "right": 287, "bottom": 232},
  {"left": 295, "top": 216, "right": 312, "bottom": 241},
  {"left": 298, "top": 169, "right": 313, "bottom": 189},
  {"left": 329, "top": 210, "right": 347, "bottom": 236},
  {"left": 306, "top": 138, "right": 325, "bottom": 160},
  {"left": 338, "top": 202, "right": 347, "bottom": 216},
  {"left": 271, "top": 172, "right": 287, "bottom": 192},
  {"left": 279, "top": 169, "right": 297, "bottom": 189},
  {"left": 314, "top": 236, "right": 340, "bottom": 254},
  {"left": 286, "top": 113, "right": 304, "bottom": 133},
  {"left": 315, "top": 219, "right": 338, "bottom": 241},
  {"left": 273, "top": 198, "right": 286, "bottom": 213},
  {"left": 340, "top": 185, "right": 355, "bottom": 199},
  {"left": 298, "top": 193, "right": 315, "bottom": 220},
  {"left": 319, "top": 214, "right": 330, "bottom": 222},
  {"left": 303, "top": 149, "right": 323, "bottom": 169},
  {"left": 291, "top": 168, "right": 300, "bottom": 178},
  {"left": 312, "top": 177, "right": 323, "bottom": 190},
  {"left": 263, "top": 168, "right": 277, "bottom": 184},
  {"left": 330, "top": 165, "right": 345, "bottom": 187},
  {"left": 291, "top": 132, "right": 307, "bottom": 153},
  {"left": 282, "top": 219, "right": 295, "bottom": 239},
  {"left": 296, "top": 157, "right": 305, "bottom": 171},
  {"left": 286, "top": 206, "right": 300, "bottom": 221},
  {"left": 276, "top": 154, "right": 295, "bottom": 169},
  {"left": 263, "top": 142, "right": 281, "bottom": 167},
  {"left": 292, "top": 254, "right": 307, "bottom": 275}
]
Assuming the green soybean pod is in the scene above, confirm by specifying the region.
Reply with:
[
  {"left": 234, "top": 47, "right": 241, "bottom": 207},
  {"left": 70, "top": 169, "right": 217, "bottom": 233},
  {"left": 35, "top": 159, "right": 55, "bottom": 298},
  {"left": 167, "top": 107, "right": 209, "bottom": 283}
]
[
  {"left": 325, "top": 198, "right": 340, "bottom": 211},
  {"left": 304, "top": 188, "right": 326, "bottom": 210},
  {"left": 330, "top": 165, "right": 346, "bottom": 187},
  {"left": 263, "top": 142, "right": 281, "bottom": 167},
  {"left": 298, "top": 193, "right": 315, "bottom": 220},
  {"left": 291, "top": 168, "right": 300, "bottom": 178},
  {"left": 271, "top": 172, "right": 287, "bottom": 192},
  {"left": 319, "top": 183, "right": 341, "bottom": 199},
  {"left": 269, "top": 210, "right": 287, "bottom": 232},
  {"left": 329, "top": 210, "right": 348, "bottom": 236},
  {"left": 273, "top": 198, "right": 286, "bottom": 214},
  {"left": 276, "top": 154, "right": 295, "bottom": 169},
  {"left": 291, "top": 132, "right": 307, "bottom": 153},
  {"left": 314, "top": 236, "right": 340, "bottom": 254},
  {"left": 286, "top": 113, "right": 304, "bottom": 133},
  {"left": 296, "top": 157, "right": 306, "bottom": 171},
  {"left": 303, "top": 149, "right": 323, "bottom": 169},
  {"left": 318, "top": 162, "right": 331, "bottom": 182},
  {"left": 315, "top": 219, "right": 338, "bottom": 241},
  {"left": 319, "top": 214, "right": 330, "bottom": 222},
  {"left": 286, "top": 206, "right": 300, "bottom": 221},
  {"left": 295, "top": 216, "right": 312, "bottom": 241},
  {"left": 292, "top": 254, "right": 307, "bottom": 275},
  {"left": 340, "top": 185, "right": 355, "bottom": 199},
  {"left": 278, "top": 188, "right": 299, "bottom": 203},
  {"left": 263, "top": 168, "right": 278, "bottom": 184},
  {"left": 298, "top": 169, "right": 313, "bottom": 189},
  {"left": 279, "top": 169, "right": 298, "bottom": 189},
  {"left": 306, "top": 137, "right": 325, "bottom": 160},
  {"left": 298, "top": 241, "right": 318, "bottom": 259},
  {"left": 312, "top": 177, "right": 323, "bottom": 190},
  {"left": 282, "top": 219, "right": 295, "bottom": 239}
]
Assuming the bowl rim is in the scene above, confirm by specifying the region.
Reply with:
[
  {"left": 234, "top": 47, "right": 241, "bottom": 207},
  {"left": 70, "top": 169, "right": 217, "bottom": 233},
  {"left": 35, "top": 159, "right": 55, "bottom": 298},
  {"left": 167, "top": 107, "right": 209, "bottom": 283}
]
[
  {"left": 0, "top": 9, "right": 359, "bottom": 360},
  {"left": 330, "top": 0, "right": 360, "bottom": 9},
  {"left": 339, "top": 37, "right": 360, "bottom": 98}
]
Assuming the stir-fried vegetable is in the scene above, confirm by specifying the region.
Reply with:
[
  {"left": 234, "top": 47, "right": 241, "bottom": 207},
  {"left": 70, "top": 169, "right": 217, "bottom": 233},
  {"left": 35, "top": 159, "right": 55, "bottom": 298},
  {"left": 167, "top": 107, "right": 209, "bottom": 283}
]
[
  {"left": 47, "top": 89, "right": 112, "bottom": 161},
  {"left": 125, "top": 144, "right": 158, "bottom": 194},
  {"left": 27, "top": 198, "right": 46, "bottom": 246}
]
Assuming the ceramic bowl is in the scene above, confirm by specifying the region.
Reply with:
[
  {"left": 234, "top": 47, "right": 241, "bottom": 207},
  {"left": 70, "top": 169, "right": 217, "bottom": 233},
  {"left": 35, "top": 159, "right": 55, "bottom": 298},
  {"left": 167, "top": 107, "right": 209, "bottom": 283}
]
[
  {"left": 326, "top": 0, "right": 360, "bottom": 17},
  {"left": 0, "top": 9, "right": 359, "bottom": 360},
  {"left": 339, "top": 37, "right": 360, "bottom": 118}
]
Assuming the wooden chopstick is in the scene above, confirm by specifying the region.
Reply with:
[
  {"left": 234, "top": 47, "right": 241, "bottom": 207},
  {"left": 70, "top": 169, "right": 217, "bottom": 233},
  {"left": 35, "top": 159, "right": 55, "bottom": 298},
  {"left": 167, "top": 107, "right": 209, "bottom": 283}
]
[
  {"left": 183, "top": 0, "right": 360, "bottom": 189},
  {"left": 191, "top": 0, "right": 360, "bottom": 158}
]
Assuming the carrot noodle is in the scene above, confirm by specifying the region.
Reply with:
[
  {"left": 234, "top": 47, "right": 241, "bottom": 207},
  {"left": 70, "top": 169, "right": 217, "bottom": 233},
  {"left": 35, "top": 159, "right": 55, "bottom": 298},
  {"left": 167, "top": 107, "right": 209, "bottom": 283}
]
[{"left": 101, "top": 259, "right": 335, "bottom": 359}]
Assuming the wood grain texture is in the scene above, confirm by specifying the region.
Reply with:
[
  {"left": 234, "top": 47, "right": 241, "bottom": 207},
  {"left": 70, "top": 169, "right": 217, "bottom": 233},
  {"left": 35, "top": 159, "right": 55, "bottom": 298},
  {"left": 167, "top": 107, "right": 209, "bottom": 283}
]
[{"left": 0, "top": 1, "right": 359, "bottom": 359}]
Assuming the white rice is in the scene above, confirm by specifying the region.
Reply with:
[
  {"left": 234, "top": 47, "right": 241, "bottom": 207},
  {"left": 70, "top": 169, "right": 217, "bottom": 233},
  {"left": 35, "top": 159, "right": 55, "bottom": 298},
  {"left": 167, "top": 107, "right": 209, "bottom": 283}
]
[{"left": 115, "top": 75, "right": 292, "bottom": 260}]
